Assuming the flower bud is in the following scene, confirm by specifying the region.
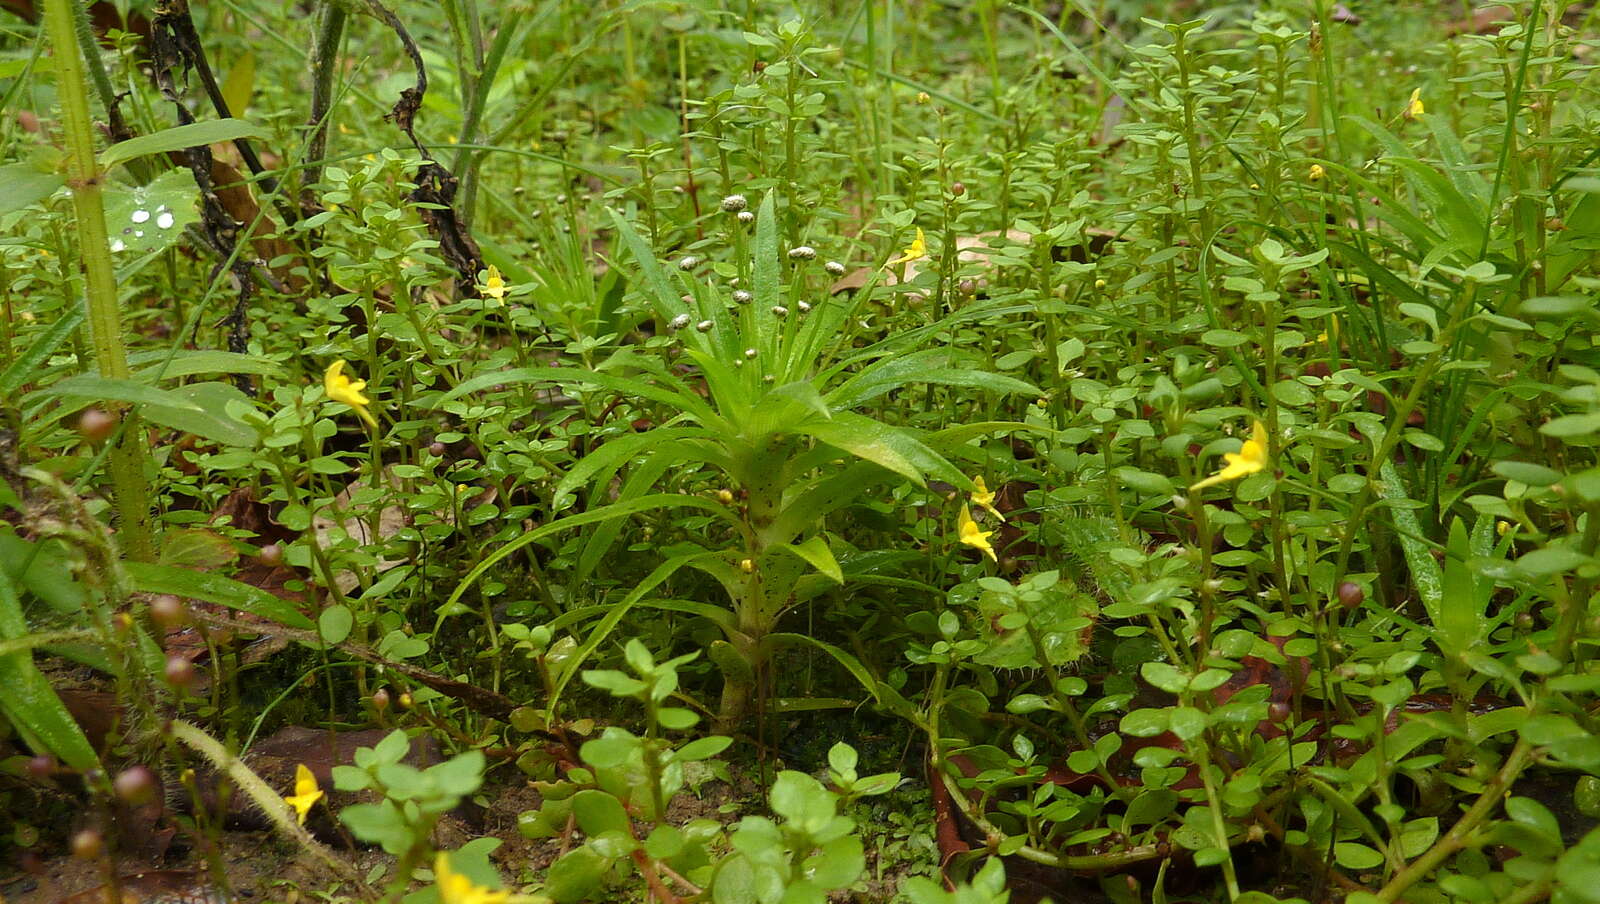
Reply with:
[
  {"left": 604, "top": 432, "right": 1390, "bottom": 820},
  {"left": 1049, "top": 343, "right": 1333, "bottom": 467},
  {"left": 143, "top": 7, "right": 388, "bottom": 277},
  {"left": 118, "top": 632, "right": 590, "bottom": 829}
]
[
  {"left": 372, "top": 688, "right": 391, "bottom": 711},
  {"left": 732, "top": 289, "right": 753, "bottom": 304},
  {"left": 78, "top": 408, "right": 118, "bottom": 444},
  {"left": 737, "top": 211, "right": 754, "bottom": 225},
  {"left": 739, "top": 558, "right": 756, "bottom": 574},
  {"left": 71, "top": 829, "right": 103, "bottom": 861},
  {"left": 164, "top": 655, "right": 195, "bottom": 690},
  {"left": 677, "top": 255, "right": 699, "bottom": 271},
  {"left": 1336, "top": 581, "right": 1364, "bottom": 609},
  {"left": 258, "top": 543, "right": 284, "bottom": 566},
  {"left": 720, "top": 194, "right": 748, "bottom": 212},
  {"left": 824, "top": 260, "right": 845, "bottom": 276},
  {"left": 716, "top": 489, "right": 735, "bottom": 504},
  {"left": 787, "top": 246, "right": 816, "bottom": 261},
  {"left": 796, "top": 301, "right": 812, "bottom": 313},
  {"left": 149, "top": 594, "right": 187, "bottom": 629},
  {"left": 113, "top": 766, "right": 158, "bottom": 806},
  {"left": 771, "top": 306, "right": 788, "bottom": 318},
  {"left": 428, "top": 441, "right": 447, "bottom": 456},
  {"left": 26, "top": 755, "right": 55, "bottom": 780},
  {"left": 950, "top": 181, "right": 966, "bottom": 196},
  {"left": 668, "top": 313, "right": 692, "bottom": 331},
  {"left": 696, "top": 320, "right": 714, "bottom": 333}
]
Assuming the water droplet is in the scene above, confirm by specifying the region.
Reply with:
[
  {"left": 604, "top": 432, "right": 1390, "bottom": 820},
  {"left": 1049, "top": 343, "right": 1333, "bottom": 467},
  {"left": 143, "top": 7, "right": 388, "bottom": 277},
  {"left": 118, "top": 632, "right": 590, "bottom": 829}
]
[
  {"left": 156, "top": 212, "right": 174, "bottom": 229},
  {"left": 134, "top": 230, "right": 145, "bottom": 238},
  {"left": 110, "top": 239, "right": 125, "bottom": 252},
  {"left": 131, "top": 209, "right": 150, "bottom": 224}
]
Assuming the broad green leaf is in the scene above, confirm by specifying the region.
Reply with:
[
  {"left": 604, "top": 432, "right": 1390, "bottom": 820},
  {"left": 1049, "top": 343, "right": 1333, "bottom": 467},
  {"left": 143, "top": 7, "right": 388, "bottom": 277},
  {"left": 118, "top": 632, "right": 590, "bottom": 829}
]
[
  {"left": 28, "top": 374, "right": 203, "bottom": 412},
  {"left": 123, "top": 561, "right": 313, "bottom": 630},
  {"left": 101, "top": 169, "right": 200, "bottom": 257},
  {"left": 0, "top": 163, "right": 64, "bottom": 216},
  {"left": 99, "top": 118, "right": 267, "bottom": 168},
  {"left": 220, "top": 52, "right": 256, "bottom": 117},
  {"left": 0, "top": 568, "right": 100, "bottom": 771}
]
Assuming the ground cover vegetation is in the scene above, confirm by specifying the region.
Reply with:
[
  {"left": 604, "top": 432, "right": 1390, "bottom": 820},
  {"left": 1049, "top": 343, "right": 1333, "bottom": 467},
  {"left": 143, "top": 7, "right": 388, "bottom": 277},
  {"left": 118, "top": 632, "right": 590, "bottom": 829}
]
[{"left": 1, "top": 0, "right": 1598, "bottom": 901}]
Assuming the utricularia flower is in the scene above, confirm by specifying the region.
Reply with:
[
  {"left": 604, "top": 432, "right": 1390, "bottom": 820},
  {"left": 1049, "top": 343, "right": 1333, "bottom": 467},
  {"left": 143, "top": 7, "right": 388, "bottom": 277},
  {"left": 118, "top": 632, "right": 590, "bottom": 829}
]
[
  {"left": 434, "top": 853, "right": 511, "bottom": 904},
  {"left": 478, "top": 265, "right": 506, "bottom": 304},
  {"left": 957, "top": 504, "right": 997, "bottom": 562},
  {"left": 283, "top": 764, "right": 323, "bottom": 825},
  {"left": 971, "top": 476, "right": 1005, "bottom": 522},
  {"left": 1189, "top": 421, "right": 1269, "bottom": 491},
  {"left": 324, "top": 360, "right": 377, "bottom": 429},
  {"left": 887, "top": 228, "right": 927, "bottom": 267},
  {"left": 1404, "top": 88, "right": 1425, "bottom": 119},
  {"left": 1308, "top": 163, "right": 1326, "bottom": 182}
]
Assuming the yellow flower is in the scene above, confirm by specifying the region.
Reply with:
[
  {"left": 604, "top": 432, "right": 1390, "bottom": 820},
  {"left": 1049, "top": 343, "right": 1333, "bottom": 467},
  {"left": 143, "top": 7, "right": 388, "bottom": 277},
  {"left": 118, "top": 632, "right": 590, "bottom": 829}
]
[
  {"left": 971, "top": 476, "right": 1005, "bottom": 522},
  {"left": 1190, "top": 421, "right": 1270, "bottom": 492},
  {"left": 479, "top": 265, "right": 506, "bottom": 305},
  {"left": 957, "top": 504, "right": 997, "bottom": 563},
  {"left": 1308, "top": 164, "right": 1326, "bottom": 182},
  {"left": 886, "top": 228, "right": 927, "bottom": 267},
  {"left": 435, "top": 853, "right": 511, "bottom": 904},
  {"left": 283, "top": 764, "right": 323, "bottom": 825},
  {"left": 1404, "top": 88, "right": 1425, "bottom": 119},
  {"left": 324, "top": 359, "right": 377, "bottom": 429}
]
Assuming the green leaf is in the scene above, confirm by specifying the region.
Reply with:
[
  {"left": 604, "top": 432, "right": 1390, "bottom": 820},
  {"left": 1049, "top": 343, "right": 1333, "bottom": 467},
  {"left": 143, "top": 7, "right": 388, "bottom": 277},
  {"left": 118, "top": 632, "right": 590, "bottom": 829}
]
[
  {"left": 0, "top": 569, "right": 101, "bottom": 772},
  {"left": 545, "top": 845, "right": 611, "bottom": 904},
  {"left": 319, "top": 605, "right": 353, "bottom": 645},
  {"left": 142, "top": 381, "right": 258, "bottom": 446},
  {"left": 0, "top": 305, "right": 85, "bottom": 397},
  {"left": 777, "top": 536, "right": 843, "bottom": 584},
  {"left": 572, "top": 789, "right": 630, "bottom": 836},
  {"left": 1333, "top": 842, "right": 1385, "bottom": 870},
  {"left": 99, "top": 119, "right": 267, "bottom": 168},
  {"left": 0, "top": 163, "right": 65, "bottom": 216},
  {"left": 28, "top": 374, "right": 204, "bottom": 412},
  {"left": 101, "top": 169, "right": 200, "bottom": 257},
  {"left": 123, "top": 561, "right": 312, "bottom": 630}
]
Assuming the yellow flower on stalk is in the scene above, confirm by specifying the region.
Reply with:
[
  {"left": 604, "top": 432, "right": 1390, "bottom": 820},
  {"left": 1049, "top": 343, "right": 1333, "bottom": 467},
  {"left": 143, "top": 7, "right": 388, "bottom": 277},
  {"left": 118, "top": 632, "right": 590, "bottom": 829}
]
[
  {"left": 324, "top": 359, "right": 377, "bottom": 429},
  {"left": 1190, "top": 421, "right": 1270, "bottom": 492},
  {"left": 435, "top": 853, "right": 511, "bottom": 904},
  {"left": 479, "top": 264, "right": 506, "bottom": 305},
  {"left": 886, "top": 228, "right": 927, "bottom": 267},
  {"left": 971, "top": 476, "right": 1006, "bottom": 522},
  {"left": 283, "top": 764, "right": 323, "bottom": 825},
  {"left": 1308, "top": 164, "right": 1326, "bottom": 182},
  {"left": 957, "top": 504, "right": 997, "bottom": 563},
  {"left": 1404, "top": 88, "right": 1425, "bottom": 119}
]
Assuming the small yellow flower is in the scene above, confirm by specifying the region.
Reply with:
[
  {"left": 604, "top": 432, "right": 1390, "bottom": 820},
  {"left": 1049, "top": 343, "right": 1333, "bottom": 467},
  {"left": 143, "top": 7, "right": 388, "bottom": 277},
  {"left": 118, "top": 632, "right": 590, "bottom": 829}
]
[
  {"left": 957, "top": 504, "right": 997, "bottom": 563},
  {"left": 283, "top": 764, "right": 323, "bottom": 825},
  {"left": 971, "top": 476, "right": 1006, "bottom": 522},
  {"left": 1190, "top": 421, "right": 1270, "bottom": 492},
  {"left": 1309, "top": 163, "right": 1326, "bottom": 182},
  {"left": 435, "top": 852, "right": 511, "bottom": 904},
  {"left": 324, "top": 360, "right": 377, "bottom": 429},
  {"left": 479, "top": 264, "right": 506, "bottom": 305},
  {"left": 886, "top": 228, "right": 927, "bottom": 267},
  {"left": 1404, "top": 88, "right": 1425, "bottom": 119}
]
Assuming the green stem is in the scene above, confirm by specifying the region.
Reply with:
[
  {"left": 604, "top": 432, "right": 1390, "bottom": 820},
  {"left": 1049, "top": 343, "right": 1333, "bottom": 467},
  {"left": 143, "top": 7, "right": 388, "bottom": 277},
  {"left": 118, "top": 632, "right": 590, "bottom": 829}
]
[
  {"left": 304, "top": 0, "right": 350, "bottom": 194},
  {"left": 43, "top": 0, "right": 153, "bottom": 561}
]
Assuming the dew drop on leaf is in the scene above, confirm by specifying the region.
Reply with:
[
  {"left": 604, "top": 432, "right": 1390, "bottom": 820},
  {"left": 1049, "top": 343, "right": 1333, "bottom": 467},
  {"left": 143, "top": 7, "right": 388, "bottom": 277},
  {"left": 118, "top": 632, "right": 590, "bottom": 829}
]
[{"left": 131, "top": 209, "right": 150, "bottom": 224}]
